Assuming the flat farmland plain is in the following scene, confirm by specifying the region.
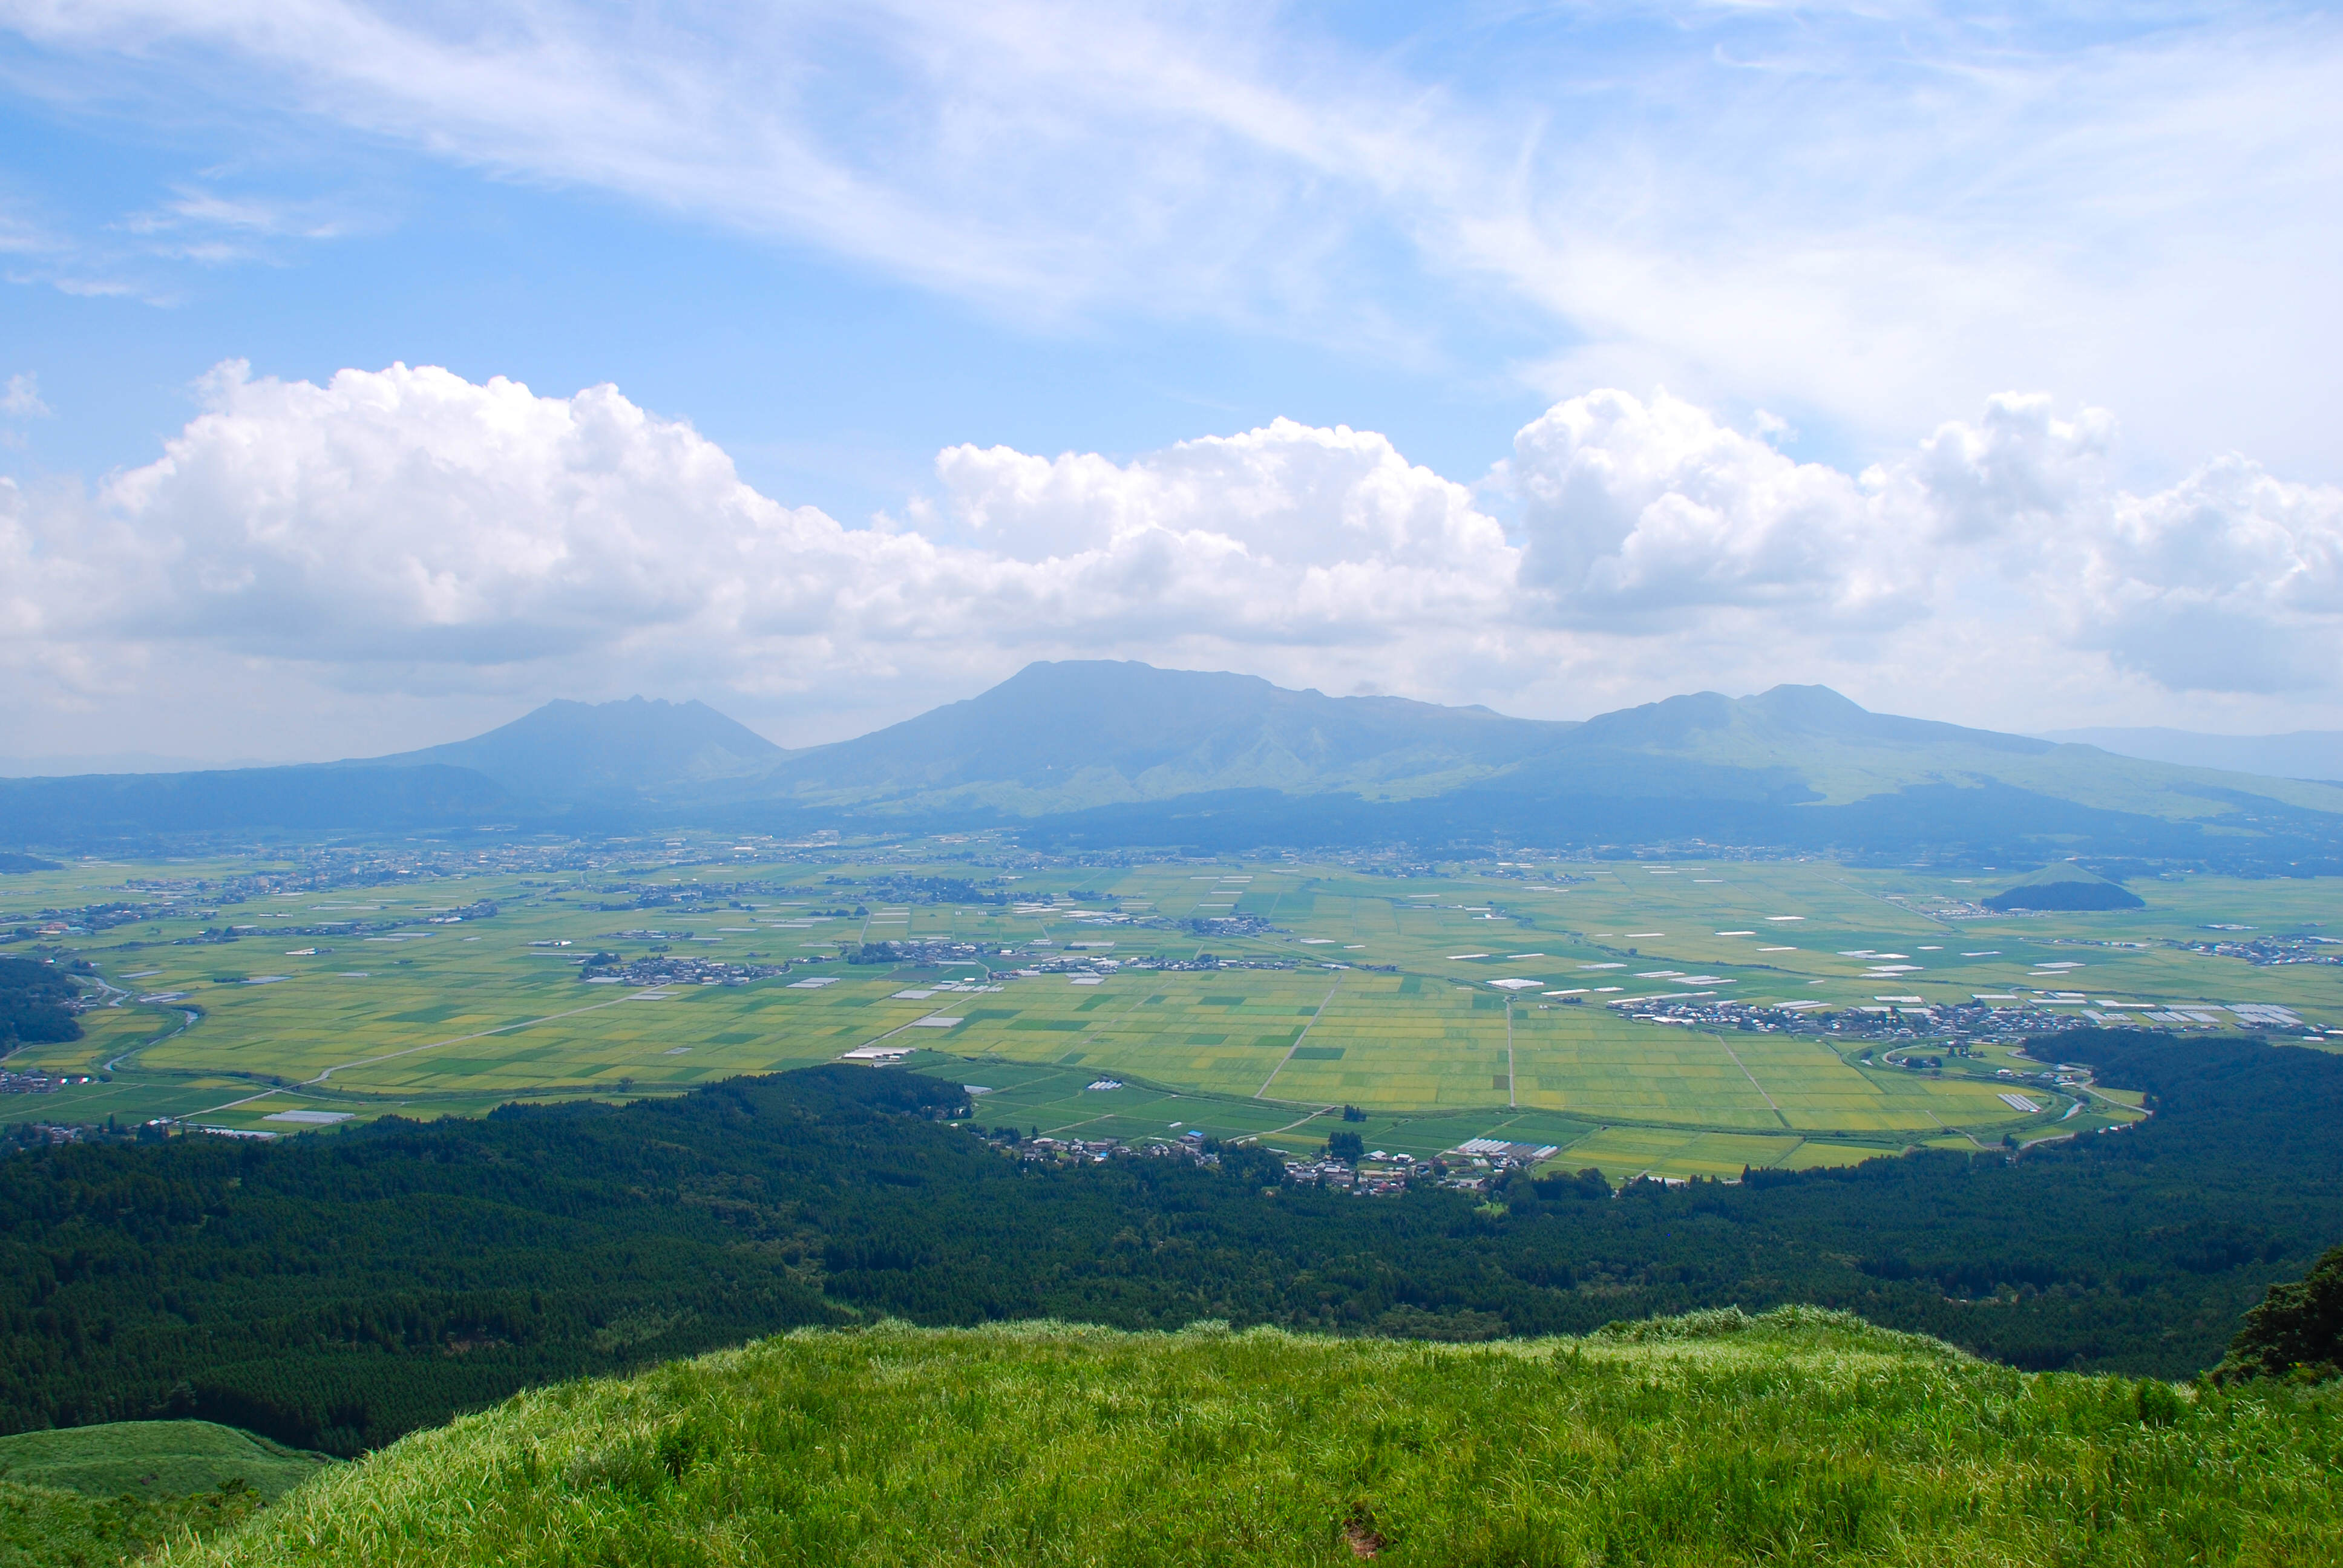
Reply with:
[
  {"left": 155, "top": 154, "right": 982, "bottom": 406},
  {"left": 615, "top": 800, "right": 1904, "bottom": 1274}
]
[{"left": 7, "top": 849, "right": 2332, "bottom": 1180}]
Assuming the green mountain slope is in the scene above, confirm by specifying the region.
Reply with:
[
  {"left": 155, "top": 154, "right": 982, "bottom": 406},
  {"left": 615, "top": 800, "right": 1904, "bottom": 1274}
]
[{"left": 160, "top": 1311, "right": 2341, "bottom": 1568}]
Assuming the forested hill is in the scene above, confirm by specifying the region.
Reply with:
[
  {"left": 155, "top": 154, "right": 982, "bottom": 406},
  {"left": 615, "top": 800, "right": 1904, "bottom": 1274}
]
[{"left": 0, "top": 1031, "right": 2336, "bottom": 1456}]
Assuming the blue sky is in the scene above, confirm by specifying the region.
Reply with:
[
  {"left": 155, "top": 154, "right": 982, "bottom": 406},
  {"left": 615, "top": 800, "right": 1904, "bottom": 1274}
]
[{"left": 4, "top": 2, "right": 2341, "bottom": 760}]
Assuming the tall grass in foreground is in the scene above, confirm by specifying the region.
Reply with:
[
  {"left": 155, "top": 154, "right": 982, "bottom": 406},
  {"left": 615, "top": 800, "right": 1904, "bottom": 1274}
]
[{"left": 163, "top": 1307, "right": 2340, "bottom": 1567}]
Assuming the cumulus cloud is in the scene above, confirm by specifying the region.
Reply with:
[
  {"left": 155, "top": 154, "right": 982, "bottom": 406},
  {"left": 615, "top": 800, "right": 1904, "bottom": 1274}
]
[
  {"left": 28, "top": 365, "right": 1526, "bottom": 728},
  {"left": 1510, "top": 388, "right": 1925, "bottom": 632},
  {"left": 98, "top": 360, "right": 856, "bottom": 664},
  {"left": 2063, "top": 456, "right": 2343, "bottom": 694},
  {"left": 4, "top": 361, "right": 2340, "bottom": 756}
]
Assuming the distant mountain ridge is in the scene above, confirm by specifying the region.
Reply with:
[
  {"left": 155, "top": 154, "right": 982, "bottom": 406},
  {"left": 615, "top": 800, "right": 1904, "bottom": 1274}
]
[
  {"left": 350, "top": 696, "right": 784, "bottom": 794},
  {"left": 733, "top": 661, "right": 1573, "bottom": 814},
  {"left": 1572, "top": 685, "right": 2050, "bottom": 756},
  {"left": 2040, "top": 727, "right": 2343, "bottom": 783},
  {"left": 6, "top": 663, "right": 2343, "bottom": 869}
]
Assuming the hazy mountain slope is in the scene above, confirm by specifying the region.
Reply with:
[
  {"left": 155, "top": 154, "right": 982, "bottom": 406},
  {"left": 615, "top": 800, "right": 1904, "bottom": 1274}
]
[
  {"left": 736, "top": 660, "right": 1572, "bottom": 812},
  {"left": 0, "top": 764, "right": 507, "bottom": 844},
  {"left": 2043, "top": 726, "right": 2343, "bottom": 783},
  {"left": 10, "top": 666, "right": 2343, "bottom": 858},
  {"left": 738, "top": 666, "right": 2343, "bottom": 830},
  {"left": 0, "top": 751, "right": 284, "bottom": 778},
  {"left": 353, "top": 696, "right": 785, "bottom": 794},
  {"left": 974, "top": 673, "right": 2343, "bottom": 861},
  {"left": 1523, "top": 685, "right": 2343, "bottom": 822}
]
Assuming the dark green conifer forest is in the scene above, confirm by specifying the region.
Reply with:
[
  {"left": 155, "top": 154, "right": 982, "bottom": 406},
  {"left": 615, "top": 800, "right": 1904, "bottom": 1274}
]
[{"left": 0, "top": 1030, "right": 2335, "bottom": 1455}]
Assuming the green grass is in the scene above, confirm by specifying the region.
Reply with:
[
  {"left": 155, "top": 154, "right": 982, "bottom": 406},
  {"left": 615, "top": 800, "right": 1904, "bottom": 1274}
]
[
  {"left": 0, "top": 1475, "right": 263, "bottom": 1568},
  {"left": 0, "top": 1422, "right": 332, "bottom": 1502},
  {"left": 0, "top": 1416, "right": 313, "bottom": 1568},
  {"left": 157, "top": 1310, "right": 2341, "bottom": 1568}
]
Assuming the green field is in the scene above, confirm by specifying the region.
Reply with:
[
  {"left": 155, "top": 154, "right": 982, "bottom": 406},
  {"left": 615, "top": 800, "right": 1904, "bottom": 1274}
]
[
  {"left": 157, "top": 1311, "right": 2343, "bottom": 1568},
  {"left": 8, "top": 849, "right": 2335, "bottom": 1180}
]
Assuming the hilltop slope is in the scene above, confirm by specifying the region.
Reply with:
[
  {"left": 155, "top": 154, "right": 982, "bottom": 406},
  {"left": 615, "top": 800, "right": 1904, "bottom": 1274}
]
[{"left": 161, "top": 1310, "right": 2341, "bottom": 1568}]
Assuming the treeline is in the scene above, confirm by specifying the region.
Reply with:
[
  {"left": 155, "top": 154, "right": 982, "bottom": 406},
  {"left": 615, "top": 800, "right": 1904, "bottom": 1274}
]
[
  {"left": 0, "top": 957, "right": 80, "bottom": 1048},
  {"left": 0, "top": 1032, "right": 2335, "bottom": 1455}
]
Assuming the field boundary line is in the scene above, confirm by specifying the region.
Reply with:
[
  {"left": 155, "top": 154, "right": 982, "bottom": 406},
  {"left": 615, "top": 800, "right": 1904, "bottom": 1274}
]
[
  {"left": 845, "top": 1005, "right": 971, "bottom": 1057},
  {"left": 1506, "top": 999, "right": 1516, "bottom": 1108},
  {"left": 1253, "top": 1106, "right": 1336, "bottom": 1140},
  {"left": 1256, "top": 978, "right": 1344, "bottom": 1098},
  {"left": 1711, "top": 1031, "right": 1790, "bottom": 1127}
]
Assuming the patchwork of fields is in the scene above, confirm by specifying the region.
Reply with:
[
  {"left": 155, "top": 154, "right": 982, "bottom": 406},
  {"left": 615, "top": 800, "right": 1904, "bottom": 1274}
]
[{"left": 7, "top": 849, "right": 2333, "bottom": 1180}]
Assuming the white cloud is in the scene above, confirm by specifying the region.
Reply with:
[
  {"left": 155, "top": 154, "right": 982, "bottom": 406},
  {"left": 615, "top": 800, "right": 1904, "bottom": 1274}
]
[
  {"left": 1510, "top": 388, "right": 1925, "bottom": 632},
  {"left": 1509, "top": 384, "right": 2343, "bottom": 702},
  {"left": 931, "top": 418, "right": 1510, "bottom": 573},
  {"left": 1908, "top": 394, "right": 2115, "bottom": 548},
  {"left": 18, "top": 364, "right": 1526, "bottom": 739},
  {"left": 4, "top": 361, "right": 2341, "bottom": 759},
  {"left": 2063, "top": 456, "right": 2343, "bottom": 694}
]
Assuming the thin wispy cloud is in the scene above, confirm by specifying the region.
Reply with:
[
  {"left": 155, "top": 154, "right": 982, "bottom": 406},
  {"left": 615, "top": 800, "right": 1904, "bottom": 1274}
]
[
  {"left": 6, "top": 2, "right": 2339, "bottom": 470},
  {"left": 0, "top": 373, "right": 48, "bottom": 417}
]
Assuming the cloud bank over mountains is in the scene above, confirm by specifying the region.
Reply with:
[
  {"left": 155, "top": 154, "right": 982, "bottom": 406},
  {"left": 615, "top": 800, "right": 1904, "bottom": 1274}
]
[{"left": 4, "top": 361, "right": 2338, "bottom": 757}]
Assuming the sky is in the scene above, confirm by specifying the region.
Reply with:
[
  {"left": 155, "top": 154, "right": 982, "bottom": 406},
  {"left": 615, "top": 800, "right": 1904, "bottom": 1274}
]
[{"left": 2, "top": 0, "right": 2341, "bottom": 764}]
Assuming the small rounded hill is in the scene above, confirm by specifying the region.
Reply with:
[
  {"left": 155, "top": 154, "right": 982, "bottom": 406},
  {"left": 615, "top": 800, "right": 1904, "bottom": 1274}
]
[{"left": 1982, "top": 861, "right": 2145, "bottom": 912}]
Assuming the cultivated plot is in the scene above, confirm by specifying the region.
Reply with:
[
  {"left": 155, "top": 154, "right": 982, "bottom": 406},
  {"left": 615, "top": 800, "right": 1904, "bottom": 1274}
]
[{"left": 10, "top": 851, "right": 2328, "bottom": 1179}]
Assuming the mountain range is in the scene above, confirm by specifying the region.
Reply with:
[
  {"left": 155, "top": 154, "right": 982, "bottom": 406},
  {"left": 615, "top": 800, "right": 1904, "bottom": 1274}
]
[{"left": 5, "top": 662, "right": 2342, "bottom": 867}]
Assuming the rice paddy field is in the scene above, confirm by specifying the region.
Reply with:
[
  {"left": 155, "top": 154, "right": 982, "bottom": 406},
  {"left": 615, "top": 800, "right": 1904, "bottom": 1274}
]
[{"left": 7, "top": 848, "right": 2336, "bottom": 1180}]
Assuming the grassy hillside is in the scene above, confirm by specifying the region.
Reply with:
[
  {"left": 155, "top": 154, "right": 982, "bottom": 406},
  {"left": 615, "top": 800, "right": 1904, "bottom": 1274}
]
[
  {"left": 0, "top": 1421, "right": 325, "bottom": 1568},
  {"left": 161, "top": 1309, "right": 2340, "bottom": 1568},
  {"left": 0, "top": 1422, "right": 329, "bottom": 1502}
]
